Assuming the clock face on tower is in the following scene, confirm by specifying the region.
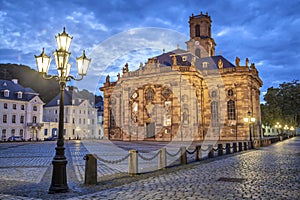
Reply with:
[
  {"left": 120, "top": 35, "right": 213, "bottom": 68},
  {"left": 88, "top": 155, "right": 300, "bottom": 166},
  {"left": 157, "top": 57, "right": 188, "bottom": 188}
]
[{"left": 195, "top": 41, "right": 200, "bottom": 46}]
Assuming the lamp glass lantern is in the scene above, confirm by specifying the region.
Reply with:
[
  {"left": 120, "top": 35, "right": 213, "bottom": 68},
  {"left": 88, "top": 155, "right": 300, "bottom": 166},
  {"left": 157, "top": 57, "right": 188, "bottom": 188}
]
[
  {"left": 55, "top": 27, "right": 73, "bottom": 52},
  {"left": 35, "top": 48, "right": 51, "bottom": 74},
  {"left": 76, "top": 50, "right": 91, "bottom": 76}
]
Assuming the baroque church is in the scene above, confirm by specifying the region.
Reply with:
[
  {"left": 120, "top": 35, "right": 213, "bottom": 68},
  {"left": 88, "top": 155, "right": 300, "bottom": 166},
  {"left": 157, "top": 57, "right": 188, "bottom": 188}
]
[{"left": 100, "top": 12, "right": 263, "bottom": 142}]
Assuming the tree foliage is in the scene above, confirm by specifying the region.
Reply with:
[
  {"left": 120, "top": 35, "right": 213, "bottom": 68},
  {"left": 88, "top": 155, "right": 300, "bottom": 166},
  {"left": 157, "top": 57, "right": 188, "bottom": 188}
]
[{"left": 261, "top": 80, "right": 300, "bottom": 128}]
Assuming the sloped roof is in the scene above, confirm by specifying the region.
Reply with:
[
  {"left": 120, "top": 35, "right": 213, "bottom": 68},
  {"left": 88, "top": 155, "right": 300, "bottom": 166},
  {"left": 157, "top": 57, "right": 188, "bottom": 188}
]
[
  {"left": 45, "top": 87, "right": 94, "bottom": 107},
  {"left": 0, "top": 79, "right": 40, "bottom": 101},
  {"left": 153, "top": 49, "right": 235, "bottom": 69}
]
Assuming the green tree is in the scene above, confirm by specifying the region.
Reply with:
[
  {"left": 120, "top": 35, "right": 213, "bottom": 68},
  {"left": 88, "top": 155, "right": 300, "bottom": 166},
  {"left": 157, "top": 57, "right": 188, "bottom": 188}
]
[{"left": 261, "top": 80, "right": 300, "bottom": 128}]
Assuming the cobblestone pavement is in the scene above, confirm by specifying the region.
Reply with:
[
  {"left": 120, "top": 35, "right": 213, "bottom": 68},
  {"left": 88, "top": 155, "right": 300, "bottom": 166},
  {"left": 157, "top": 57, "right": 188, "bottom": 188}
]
[{"left": 0, "top": 137, "right": 299, "bottom": 199}]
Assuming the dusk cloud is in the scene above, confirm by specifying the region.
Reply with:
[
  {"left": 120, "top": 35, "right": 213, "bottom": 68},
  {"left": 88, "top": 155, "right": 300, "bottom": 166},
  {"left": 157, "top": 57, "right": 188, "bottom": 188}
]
[{"left": 0, "top": 0, "right": 299, "bottom": 100}]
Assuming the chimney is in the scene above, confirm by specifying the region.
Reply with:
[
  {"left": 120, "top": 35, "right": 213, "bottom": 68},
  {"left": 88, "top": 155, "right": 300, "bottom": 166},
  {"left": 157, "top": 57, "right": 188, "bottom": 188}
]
[{"left": 12, "top": 79, "right": 18, "bottom": 84}]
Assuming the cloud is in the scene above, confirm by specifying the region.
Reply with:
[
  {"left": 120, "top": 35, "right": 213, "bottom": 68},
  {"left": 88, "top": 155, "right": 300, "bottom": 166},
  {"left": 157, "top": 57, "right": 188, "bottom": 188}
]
[{"left": 0, "top": 0, "right": 299, "bottom": 102}]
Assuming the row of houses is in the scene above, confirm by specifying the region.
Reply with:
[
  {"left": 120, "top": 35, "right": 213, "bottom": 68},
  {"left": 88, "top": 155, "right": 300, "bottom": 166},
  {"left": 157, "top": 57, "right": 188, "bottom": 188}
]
[{"left": 0, "top": 79, "right": 103, "bottom": 141}]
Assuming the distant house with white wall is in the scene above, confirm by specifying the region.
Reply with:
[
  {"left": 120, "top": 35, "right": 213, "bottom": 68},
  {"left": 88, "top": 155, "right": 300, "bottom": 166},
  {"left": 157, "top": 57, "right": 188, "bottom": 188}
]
[
  {"left": 0, "top": 79, "right": 44, "bottom": 141},
  {"left": 42, "top": 86, "right": 102, "bottom": 140}
]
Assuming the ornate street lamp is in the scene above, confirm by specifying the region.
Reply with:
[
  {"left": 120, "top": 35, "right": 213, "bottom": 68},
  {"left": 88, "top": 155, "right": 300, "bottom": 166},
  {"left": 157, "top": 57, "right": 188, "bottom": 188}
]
[
  {"left": 35, "top": 27, "right": 91, "bottom": 193},
  {"left": 275, "top": 122, "right": 282, "bottom": 140},
  {"left": 243, "top": 111, "right": 255, "bottom": 149},
  {"left": 290, "top": 126, "right": 295, "bottom": 137}
]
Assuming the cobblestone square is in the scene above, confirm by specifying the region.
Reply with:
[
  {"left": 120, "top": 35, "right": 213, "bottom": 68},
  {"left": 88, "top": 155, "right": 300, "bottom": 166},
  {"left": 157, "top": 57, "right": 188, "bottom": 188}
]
[{"left": 0, "top": 137, "right": 299, "bottom": 199}]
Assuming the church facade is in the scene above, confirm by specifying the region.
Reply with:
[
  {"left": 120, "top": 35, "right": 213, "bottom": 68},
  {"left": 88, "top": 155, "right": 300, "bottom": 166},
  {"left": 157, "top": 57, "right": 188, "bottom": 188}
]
[{"left": 100, "top": 12, "right": 263, "bottom": 142}]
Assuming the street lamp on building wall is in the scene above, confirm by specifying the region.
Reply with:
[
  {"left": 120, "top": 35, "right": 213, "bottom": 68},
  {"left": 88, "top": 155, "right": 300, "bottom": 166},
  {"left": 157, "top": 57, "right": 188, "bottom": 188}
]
[
  {"left": 243, "top": 111, "right": 255, "bottom": 149},
  {"left": 34, "top": 27, "right": 91, "bottom": 193}
]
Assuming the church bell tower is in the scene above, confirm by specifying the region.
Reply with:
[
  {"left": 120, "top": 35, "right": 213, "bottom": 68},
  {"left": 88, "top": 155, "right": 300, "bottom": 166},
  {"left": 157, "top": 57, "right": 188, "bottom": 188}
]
[{"left": 186, "top": 12, "right": 216, "bottom": 58}]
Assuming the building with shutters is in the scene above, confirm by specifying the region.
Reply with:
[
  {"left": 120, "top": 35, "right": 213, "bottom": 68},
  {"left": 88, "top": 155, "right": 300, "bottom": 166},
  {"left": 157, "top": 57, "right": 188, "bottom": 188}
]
[{"left": 0, "top": 79, "right": 44, "bottom": 141}]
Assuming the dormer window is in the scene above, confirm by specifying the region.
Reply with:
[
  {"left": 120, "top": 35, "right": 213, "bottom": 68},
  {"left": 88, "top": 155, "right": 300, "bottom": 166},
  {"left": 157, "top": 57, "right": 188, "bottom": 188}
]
[
  {"left": 202, "top": 62, "right": 208, "bottom": 68},
  {"left": 4, "top": 90, "right": 9, "bottom": 97},
  {"left": 17, "top": 91, "right": 22, "bottom": 99}
]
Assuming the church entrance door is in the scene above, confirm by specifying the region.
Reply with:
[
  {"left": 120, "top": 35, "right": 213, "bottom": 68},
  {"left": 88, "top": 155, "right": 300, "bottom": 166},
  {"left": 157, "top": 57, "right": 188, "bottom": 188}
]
[{"left": 146, "top": 122, "right": 155, "bottom": 138}]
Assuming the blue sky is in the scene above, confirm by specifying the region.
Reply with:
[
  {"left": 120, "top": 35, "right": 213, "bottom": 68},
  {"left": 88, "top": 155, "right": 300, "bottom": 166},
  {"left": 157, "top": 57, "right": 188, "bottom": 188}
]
[{"left": 0, "top": 0, "right": 299, "bottom": 101}]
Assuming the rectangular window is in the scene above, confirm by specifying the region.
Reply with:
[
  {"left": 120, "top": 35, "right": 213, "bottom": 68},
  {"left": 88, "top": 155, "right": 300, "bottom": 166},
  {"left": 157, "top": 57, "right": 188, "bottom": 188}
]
[
  {"left": 20, "top": 129, "right": 24, "bottom": 138},
  {"left": 211, "top": 101, "right": 218, "bottom": 126},
  {"left": 17, "top": 92, "right": 22, "bottom": 99},
  {"left": 12, "top": 115, "right": 16, "bottom": 123},
  {"left": 227, "top": 100, "right": 236, "bottom": 120},
  {"left": 44, "top": 129, "right": 48, "bottom": 136},
  {"left": 13, "top": 104, "right": 16, "bottom": 109},
  {"left": 3, "top": 115, "right": 7, "bottom": 123},
  {"left": 33, "top": 106, "right": 37, "bottom": 111},
  {"left": 11, "top": 129, "right": 15, "bottom": 136},
  {"left": 2, "top": 129, "right": 6, "bottom": 140},
  {"left": 4, "top": 103, "right": 8, "bottom": 109},
  {"left": 20, "top": 116, "right": 24, "bottom": 124},
  {"left": 21, "top": 105, "right": 24, "bottom": 110}
]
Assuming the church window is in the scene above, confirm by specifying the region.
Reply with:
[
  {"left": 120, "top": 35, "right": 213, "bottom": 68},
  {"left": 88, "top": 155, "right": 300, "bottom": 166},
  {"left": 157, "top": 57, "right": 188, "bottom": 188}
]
[
  {"left": 211, "top": 101, "right": 218, "bottom": 126},
  {"left": 202, "top": 62, "right": 208, "bottom": 68},
  {"left": 211, "top": 90, "right": 217, "bottom": 98},
  {"left": 145, "top": 88, "right": 155, "bottom": 102},
  {"left": 164, "top": 101, "right": 172, "bottom": 126},
  {"left": 195, "top": 49, "right": 201, "bottom": 58},
  {"left": 131, "top": 101, "right": 138, "bottom": 123},
  {"left": 195, "top": 25, "right": 200, "bottom": 37},
  {"left": 227, "top": 100, "right": 236, "bottom": 120},
  {"left": 183, "top": 107, "right": 189, "bottom": 125},
  {"left": 109, "top": 108, "right": 116, "bottom": 128},
  {"left": 162, "top": 88, "right": 172, "bottom": 100},
  {"left": 228, "top": 89, "right": 234, "bottom": 97}
]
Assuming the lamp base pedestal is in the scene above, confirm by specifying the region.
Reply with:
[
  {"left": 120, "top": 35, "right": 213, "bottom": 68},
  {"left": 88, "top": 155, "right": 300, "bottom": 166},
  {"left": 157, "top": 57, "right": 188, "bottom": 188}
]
[{"left": 48, "top": 155, "right": 68, "bottom": 193}]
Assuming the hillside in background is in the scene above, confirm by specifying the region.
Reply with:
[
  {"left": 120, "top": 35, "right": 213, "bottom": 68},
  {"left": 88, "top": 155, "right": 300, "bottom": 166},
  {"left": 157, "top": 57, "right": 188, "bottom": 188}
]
[{"left": 0, "top": 64, "right": 102, "bottom": 104}]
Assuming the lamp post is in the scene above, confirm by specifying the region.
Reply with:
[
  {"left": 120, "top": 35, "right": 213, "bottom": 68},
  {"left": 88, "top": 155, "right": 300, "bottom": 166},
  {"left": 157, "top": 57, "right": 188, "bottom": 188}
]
[
  {"left": 284, "top": 125, "right": 289, "bottom": 138},
  {"left": 290, "top": 126, "right": 295, "bottom": 137},
  {"left": 275, "top": 122, "right": 282, "bottom": 140},
  {"left": 35, "top": 27, "right": 91, "bottom": 193},
  {"left": 243, "top": 111, "right": 255, "bottom": 149}
]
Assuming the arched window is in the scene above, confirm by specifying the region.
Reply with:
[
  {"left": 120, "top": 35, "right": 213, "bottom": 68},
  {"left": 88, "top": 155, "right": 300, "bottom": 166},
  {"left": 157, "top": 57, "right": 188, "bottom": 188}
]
[
  {"left": 32, "top": 116, "right": 37, "bottom": 123},
  {"left": 227, "top": 100, "right": 236, "bottom": 120},
  {"left": 109, "top": 108, "right": 116, "bottom": 128},
  {"left": 195, "top": 25, "right": 200, "bottom": 37},
  {"left": 195, "top": 49, "right": 201, "bottom": 57},
  {"left": 145, "top": 88, "right": 155, "bottom": 102},
  {"left": 211, "top": 101, "right": 218, "bottom": 126}
]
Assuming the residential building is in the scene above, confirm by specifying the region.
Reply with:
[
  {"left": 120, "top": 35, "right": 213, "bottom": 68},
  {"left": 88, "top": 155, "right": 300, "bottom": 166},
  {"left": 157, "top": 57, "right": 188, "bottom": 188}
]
[
  {"left": 0, "top": 79, "right": 44, "bottom": 141},
  {"left": 43, "top": 86, "right": 102, "bottom": 140}
]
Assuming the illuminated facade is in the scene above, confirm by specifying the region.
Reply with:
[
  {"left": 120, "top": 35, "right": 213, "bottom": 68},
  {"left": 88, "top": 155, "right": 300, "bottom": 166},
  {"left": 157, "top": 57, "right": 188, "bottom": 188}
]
[{"left": 101, "top": 12, "right": 262, "bottom": 141}]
